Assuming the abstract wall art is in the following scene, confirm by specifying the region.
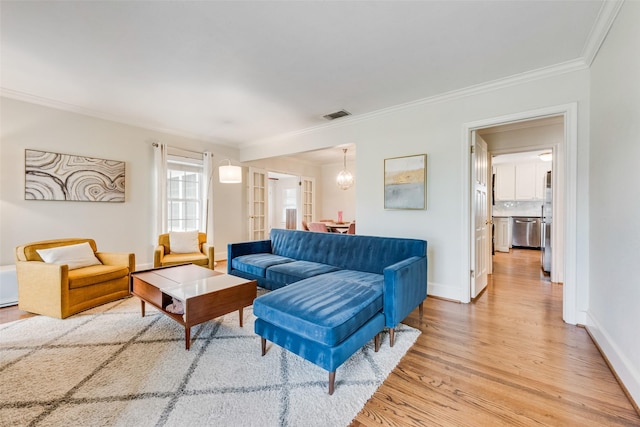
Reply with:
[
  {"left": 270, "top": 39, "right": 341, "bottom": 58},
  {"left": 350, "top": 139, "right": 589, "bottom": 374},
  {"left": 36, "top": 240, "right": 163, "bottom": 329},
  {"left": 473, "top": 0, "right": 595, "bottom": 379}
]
[
  {"left": 384, "top": 154, "right": 427, "bottom": 210},
  {"left": 25, "top": 149, "right": 125, "bottom": 202}
]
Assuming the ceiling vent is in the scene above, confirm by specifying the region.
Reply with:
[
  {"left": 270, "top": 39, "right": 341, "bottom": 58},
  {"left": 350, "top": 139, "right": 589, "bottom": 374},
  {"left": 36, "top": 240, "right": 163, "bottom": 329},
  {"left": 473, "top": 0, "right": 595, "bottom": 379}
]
[{"left": 323, "top": 110, "right": 351, "bottom": 120}]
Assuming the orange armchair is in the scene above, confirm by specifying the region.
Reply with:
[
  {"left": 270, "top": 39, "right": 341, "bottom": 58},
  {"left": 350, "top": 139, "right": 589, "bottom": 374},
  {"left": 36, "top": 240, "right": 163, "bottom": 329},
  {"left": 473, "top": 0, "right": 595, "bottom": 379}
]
[
  {"left": 15, "top": 238, "right": 135, "bottom": 319},
  {"left": 154, "top": 232, "right": 215, "bottom": 269}
]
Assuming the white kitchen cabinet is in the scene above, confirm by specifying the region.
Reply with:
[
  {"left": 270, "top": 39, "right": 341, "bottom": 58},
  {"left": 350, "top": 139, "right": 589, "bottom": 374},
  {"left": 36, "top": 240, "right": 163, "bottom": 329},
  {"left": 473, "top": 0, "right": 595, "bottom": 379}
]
[
  {"left": 515, "top": 163, "right": 536, "bottom": 200},
  {"left": 494, "top": 161, "right": 550, "bottom": 201},
  {"left": 494, "top": 164, "right": 515, "bottom": 201},
  {"left": 494, "top": 217, "right": 511, "bottom": 252}
]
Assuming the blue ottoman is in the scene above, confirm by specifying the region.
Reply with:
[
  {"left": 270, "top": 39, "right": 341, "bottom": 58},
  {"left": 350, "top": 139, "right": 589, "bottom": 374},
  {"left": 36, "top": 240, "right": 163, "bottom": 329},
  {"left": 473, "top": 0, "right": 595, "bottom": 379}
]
[{"left": 253, "top": 276, "right": 385, "bottom": 394}]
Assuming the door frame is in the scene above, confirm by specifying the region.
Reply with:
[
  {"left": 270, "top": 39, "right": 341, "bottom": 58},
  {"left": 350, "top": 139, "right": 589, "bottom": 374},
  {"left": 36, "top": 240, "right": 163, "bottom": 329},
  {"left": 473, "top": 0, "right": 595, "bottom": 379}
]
[
  {"left": 247, "top": 167, "right": 268, "bottom": 240},
  {"left": 461, "top": 103, "right": 579, "bottom": 325}
]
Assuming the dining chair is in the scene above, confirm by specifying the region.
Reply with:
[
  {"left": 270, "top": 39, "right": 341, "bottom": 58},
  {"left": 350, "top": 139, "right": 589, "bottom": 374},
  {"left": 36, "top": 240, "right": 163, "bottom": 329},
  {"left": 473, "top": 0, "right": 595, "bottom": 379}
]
[
  {"left": 301, "top": 221, "right": 310, "bottom": 231},
  {"left": 308, "top": 222, "right": 330, "bottom": 232},
  {"left": 346, "top": 222, "right": 356, "bottom": 234}
]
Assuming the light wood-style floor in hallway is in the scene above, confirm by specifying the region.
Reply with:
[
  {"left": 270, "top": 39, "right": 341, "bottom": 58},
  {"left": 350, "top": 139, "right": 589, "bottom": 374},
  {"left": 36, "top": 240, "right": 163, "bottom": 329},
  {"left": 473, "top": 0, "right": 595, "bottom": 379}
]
[{"left": 352, "top": 249, "right": 640, "bottom": 426}]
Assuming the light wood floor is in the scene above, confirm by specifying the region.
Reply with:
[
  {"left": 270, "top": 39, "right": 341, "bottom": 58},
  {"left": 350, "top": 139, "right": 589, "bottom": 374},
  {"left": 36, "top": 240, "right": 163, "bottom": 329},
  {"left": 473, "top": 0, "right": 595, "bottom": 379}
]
[
  {"left": 2, "top": 253, "right": 638, "bottom": 425},
  {"left": 352, "top": 249, "right": 640, "bottom": 426}
]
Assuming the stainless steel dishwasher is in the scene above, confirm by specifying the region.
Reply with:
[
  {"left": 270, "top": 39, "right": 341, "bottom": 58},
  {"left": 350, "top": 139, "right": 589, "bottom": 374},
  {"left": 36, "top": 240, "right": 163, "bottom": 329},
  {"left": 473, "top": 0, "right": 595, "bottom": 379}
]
[{"left": 511, "top": 217, "right": 541, "bottom": 248}]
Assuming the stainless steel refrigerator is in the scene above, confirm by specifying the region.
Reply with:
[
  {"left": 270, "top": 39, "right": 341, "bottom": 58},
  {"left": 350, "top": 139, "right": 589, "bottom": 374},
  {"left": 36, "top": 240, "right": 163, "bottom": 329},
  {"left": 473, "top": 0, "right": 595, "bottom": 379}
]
[{"left": 541, "top": 171, "right": 552, "bottom": 273}]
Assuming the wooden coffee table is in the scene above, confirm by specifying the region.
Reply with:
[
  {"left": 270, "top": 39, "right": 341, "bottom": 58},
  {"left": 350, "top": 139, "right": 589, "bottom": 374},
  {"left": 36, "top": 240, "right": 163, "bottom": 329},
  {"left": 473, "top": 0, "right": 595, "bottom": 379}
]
[{"left": 130, "top": 264, "right": 257, "bottom": 350}]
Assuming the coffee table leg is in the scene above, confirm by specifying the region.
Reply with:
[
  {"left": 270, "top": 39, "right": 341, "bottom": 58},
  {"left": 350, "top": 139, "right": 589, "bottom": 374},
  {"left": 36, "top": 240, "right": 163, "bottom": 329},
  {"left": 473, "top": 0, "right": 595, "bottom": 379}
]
[
  {"left": 140, "top": 300, "right": 145, "bottom": 317},
  {"left": 239, "top": 307, "right": 244, "bottom": 327},
  {"left": 185, "top": 327, "right": 191, "bottom": 350}
]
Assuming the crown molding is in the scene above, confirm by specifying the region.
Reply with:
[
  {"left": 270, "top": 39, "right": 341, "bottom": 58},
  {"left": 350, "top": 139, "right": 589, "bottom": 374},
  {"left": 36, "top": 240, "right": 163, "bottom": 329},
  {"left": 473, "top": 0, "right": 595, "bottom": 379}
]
[
  {"left": 241, "top": 58, "right": 589, "bottom": 150},
  {"left": 0, "top": 87, "right": 237, "bottom": 148},
  {"left": 581, "top": 0, "right": 625, "bottom": 66}
]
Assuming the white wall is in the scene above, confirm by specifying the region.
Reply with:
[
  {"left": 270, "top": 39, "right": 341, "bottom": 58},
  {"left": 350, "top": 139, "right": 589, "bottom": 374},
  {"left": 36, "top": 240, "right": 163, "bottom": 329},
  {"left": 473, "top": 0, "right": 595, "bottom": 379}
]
[
  {"left": 239, "top": 70, "right": 591, "bottom": 304},
  {"left": 0, "top": 97, "right": 243, "bottom": 267},
  {"left": 588, "top": 0, "right": 640, "bottom": 407},
  {"left": 320, "top": 160, "right": 356, "bottom": 222}
]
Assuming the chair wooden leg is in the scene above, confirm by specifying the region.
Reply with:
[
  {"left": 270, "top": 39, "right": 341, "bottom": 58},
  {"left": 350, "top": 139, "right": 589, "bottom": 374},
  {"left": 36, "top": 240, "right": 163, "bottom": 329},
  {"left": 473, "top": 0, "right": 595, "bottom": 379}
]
[
  {"left": 261, "top": 337, "right": 266, "bottom": 356},
  {"left": 374, "top": 333, "right": 381, "bottom": 352},
  {"left": 328, "top": 371, "right": 336, "bottom": 395},
  {"left": 419, "top": 301, "right": 424, "bottom": 318},
  {"left": 389, "top": 328, "right": 395, "bottom": 347}
]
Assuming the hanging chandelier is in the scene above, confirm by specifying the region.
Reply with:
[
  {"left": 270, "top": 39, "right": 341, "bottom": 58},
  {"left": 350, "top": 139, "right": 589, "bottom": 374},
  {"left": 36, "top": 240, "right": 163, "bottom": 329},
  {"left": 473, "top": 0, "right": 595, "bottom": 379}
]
[{"left": 336, "top": 148, "right": 354, "bottom": 190}]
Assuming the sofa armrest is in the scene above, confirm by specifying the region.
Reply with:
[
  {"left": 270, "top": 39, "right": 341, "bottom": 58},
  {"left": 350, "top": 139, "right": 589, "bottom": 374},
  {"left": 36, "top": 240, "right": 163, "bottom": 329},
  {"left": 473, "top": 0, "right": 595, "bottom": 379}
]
[
  {"left": 382, "top": 256, "right": 427, "bottom": 328},
  {"left": 153, "top": 246, "right": 165, "bottom": 268},
  {"left": 227, "top": 240, "right": 272, "bottom": 273},
  {"left": 16, "top": 261, "right": 68, "bottom": 316},
  {"left": 96, "top": 252, "right": 135, "bottom": 272},
  {"left": 203, "top": 243, "right": 215, "bottom": 269}
]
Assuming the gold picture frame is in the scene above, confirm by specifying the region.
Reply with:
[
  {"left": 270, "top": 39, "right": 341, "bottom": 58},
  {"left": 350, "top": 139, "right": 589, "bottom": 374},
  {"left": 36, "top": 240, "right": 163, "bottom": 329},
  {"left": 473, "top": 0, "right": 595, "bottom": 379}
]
[{"left": 384, "top": 154, "right": 426, "bottom": 210}]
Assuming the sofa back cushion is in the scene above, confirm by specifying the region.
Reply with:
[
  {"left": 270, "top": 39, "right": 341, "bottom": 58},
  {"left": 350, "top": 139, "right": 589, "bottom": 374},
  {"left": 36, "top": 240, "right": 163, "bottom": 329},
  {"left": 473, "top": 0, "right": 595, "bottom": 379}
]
[
  {"left": 270, "top": 229, "right": 426, "bottom": 274},
  {"left": 158, "top": 232, "right": 206, "bottom": 254},
  {"left": 16, "top": 238, "right": 98, "bottom": 262}
]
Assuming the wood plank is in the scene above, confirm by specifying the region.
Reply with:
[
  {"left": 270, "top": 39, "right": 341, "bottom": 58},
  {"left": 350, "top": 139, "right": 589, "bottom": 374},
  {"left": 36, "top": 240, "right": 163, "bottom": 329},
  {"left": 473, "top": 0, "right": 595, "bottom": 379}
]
[{"left": 351, "top": 249, "right": 640, "bottom": 426}]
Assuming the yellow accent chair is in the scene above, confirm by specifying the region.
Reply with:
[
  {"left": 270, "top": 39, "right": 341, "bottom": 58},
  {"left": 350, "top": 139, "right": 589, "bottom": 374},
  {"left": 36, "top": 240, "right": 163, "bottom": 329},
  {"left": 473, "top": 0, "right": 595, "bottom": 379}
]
[
  {"left": 15, "top": 238, "right": 135, "bottom": 319},
  {"left": 154, "top": 232, "right": 215, "bottom": 269}
]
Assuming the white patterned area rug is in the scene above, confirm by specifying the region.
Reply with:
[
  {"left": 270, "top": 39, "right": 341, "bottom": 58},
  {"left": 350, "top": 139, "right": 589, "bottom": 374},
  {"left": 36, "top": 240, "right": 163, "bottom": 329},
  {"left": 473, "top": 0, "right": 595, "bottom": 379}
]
[{"left": 1, "top": 297, "right": 420, "bottom": 427}]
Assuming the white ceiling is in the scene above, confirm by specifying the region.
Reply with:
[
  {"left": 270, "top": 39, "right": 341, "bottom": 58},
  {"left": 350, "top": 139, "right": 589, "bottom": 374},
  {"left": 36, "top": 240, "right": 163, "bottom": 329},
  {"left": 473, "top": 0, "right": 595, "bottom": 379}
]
[{"left": 1, "top": 1, "right": 607, "bottom": 163}]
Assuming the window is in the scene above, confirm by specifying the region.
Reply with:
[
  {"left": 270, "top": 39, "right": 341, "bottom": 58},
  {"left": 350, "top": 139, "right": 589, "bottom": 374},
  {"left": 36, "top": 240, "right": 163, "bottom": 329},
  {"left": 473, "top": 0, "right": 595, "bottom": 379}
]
[{"left": 167, "top": 156, "right": 204, "bottom": 232}]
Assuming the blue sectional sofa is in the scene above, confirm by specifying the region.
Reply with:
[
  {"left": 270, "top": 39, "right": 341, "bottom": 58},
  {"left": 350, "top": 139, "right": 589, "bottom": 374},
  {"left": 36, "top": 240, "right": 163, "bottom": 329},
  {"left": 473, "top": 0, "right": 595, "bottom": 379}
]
[{"left": 227, "top": 228, "right": 427, "bottom": 394}]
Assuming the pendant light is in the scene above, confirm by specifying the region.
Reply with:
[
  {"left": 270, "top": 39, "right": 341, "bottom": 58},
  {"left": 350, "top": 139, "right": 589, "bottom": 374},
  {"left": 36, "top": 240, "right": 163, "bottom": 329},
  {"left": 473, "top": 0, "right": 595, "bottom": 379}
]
[
  {"left": 336, "top": 148, "right": 354, "bottom": 190},
  {"left": 219, "top": 159, "right": 242, "bottom": 183}
]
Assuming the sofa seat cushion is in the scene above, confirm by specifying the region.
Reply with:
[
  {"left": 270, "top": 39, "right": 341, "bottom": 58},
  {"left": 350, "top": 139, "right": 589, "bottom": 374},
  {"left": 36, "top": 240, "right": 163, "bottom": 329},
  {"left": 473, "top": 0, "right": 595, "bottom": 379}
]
[
  {"left": 68, "top": 265, "right": 130, "bottom": 289},
  {"left": 161, "top": 252, "right": 208, "bottom": 267},
  {"left": 232, "top": 253, "right": 294, "bottom": 278},
  {"left": 266, "top": 261, "right": 340, "bottom": 286},
  {"left": 253, "top": 277, "right": 383, "bottom": 347},
  {"left": 321, "top": 270, "right": 384, "bottom": 288}
]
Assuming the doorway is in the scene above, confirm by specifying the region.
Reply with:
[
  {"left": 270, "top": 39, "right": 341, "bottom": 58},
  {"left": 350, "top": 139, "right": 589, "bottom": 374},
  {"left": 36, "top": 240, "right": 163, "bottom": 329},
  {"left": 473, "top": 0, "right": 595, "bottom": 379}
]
[
  {"left": 463, "top": 103, "right": 579, "bottom": 325},
  {"left": 248, "top": 167, "right": 316, "bottom": 239},
  {"left": 268, "top": 171, "right": 299, "bottom": 232},
  {"left": 482, "top": 117, "right": 561, "bottom": 279}
]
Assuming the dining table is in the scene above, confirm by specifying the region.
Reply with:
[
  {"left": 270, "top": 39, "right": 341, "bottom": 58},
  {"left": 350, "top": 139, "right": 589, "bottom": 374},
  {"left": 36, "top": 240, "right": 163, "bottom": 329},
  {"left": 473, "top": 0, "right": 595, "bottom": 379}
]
[{"left": 323, "top": 222, "right": 351, "bottom": 233}]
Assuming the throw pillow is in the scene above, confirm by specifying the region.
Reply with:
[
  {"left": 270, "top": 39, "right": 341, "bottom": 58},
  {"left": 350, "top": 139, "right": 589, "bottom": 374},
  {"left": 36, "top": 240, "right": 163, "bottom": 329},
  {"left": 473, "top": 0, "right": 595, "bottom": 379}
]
[
  {"left": 169, "top": 231, "right": 200, "bottom": 254},
  {"left": 36, "top": 242, "right": 102, "bottom": 270}
]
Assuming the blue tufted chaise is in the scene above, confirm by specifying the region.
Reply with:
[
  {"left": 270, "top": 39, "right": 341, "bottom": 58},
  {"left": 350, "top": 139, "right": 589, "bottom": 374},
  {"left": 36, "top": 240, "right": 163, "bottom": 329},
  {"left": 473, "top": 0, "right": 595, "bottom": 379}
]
[{"left": 227, "top": 228, "right": 427, "bottom": 394}]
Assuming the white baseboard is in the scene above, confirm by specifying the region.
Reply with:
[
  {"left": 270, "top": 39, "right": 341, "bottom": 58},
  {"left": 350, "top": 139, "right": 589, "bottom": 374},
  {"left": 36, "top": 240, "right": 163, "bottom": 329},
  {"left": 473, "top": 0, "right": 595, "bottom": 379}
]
[
  {"left": 586, "top": 311, "right": 640, "bottom": 409},
  {"left": 427, "top": 281, "right": 462, "bottom": 302},
  {"left": 0, "top": 265, "right": 18, "bottom": 307}
]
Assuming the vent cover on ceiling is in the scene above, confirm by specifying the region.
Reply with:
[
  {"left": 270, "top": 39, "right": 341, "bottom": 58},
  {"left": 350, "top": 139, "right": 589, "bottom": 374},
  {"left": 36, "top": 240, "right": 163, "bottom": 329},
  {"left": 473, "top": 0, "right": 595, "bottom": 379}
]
[{"left": 323, "top": 110, "right": 351, "bottom": 120}]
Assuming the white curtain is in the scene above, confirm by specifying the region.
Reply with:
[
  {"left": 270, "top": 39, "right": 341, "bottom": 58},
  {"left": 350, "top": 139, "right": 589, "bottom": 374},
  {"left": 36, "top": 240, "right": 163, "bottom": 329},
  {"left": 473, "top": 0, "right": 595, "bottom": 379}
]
[
  {"left": 202, "top": 152, "right": 215, "bottom": 245},
  {"left": 153, "top": 142, "right": 168, "bottom": 240}
]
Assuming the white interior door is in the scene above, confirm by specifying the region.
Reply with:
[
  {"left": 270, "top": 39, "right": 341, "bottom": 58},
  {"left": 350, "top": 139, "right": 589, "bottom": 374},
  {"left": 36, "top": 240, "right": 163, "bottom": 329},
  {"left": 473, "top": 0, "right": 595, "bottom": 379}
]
[
  {"left": 248, "top": 167, "right": 268, "bottom": 240},
  {"left": 471, "top": 132, "right": 490, "bottom": 298}
]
